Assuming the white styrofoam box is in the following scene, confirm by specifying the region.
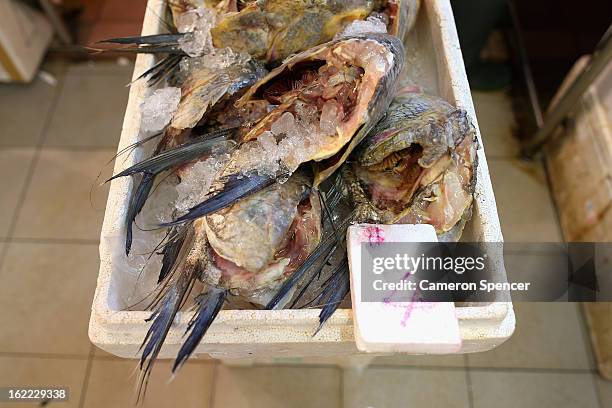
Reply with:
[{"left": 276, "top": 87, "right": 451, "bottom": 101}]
[
  {"left": 90, "top": 0, "right": 515, "bottom": 360},
  {"left": 0, "top": 0, "right": 53, "bottom": 82}
]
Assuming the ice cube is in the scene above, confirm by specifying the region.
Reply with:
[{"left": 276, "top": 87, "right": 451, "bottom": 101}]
[
  {"left": 175, "top": 155, "right": 229, "bottom": 212},
  {"left": 319, "top": 100, "right": 340, "bottom": 134},
  {"left": 258, "top": 131, "right": 278, "bottom": 154},
  {"left": 177, "top": 7, "right": 217, "bottom": 57},
  {"left": 271, "top": 112, "right": 296, "bottom": 136},
  {"left": 335, "top": 15, "right": 388, "bottom": 39},
  {"left": 140, "top": 87, "right": 182, "bottom": 133}
]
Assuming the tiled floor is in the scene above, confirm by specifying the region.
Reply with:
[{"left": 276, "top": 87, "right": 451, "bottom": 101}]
[{"left": 0, "top": 63, "right": 609, "bottom": 408}]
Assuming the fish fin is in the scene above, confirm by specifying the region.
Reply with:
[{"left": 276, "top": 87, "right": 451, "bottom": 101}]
[
  {"left": 125, "top": 173, "right": 156, "bottom": 255},
  {"left": 107, "top": 132, "right": 163, "bottom": 166},
  {"left": 137, "top": 260, "right": 199, "bottom": 401},
  {"left": 162, "top": 172, "right": 277, "bottom": 226},
  {"left": 287, "top": 243, "right": 338, "bottom": 309},
  {"left": 172, "top": 288, "right": 226, "bottom": 373},
  {"left": 107, "top": 128, "right": 237, "bottom": 182},
  {"left": 131, "top": 55, "right": 182, "bottom": 86},
  {"left": 158, "top": 226, "right": 189, "bottom": 283},
  {"left": 313, "top": 259, "right": 350, "bottom": 335},
  {"left": 94, "top": 45, "right": 185, "bottom": 55},
  {"left": 265, "top": 216, "right": 350, "bottom": 310},
  {"left": 136, "top": 224, "right": 201, "bottom": 401},
  {"left": 99, "top": 33, "right": 184, "bottom": 45}
]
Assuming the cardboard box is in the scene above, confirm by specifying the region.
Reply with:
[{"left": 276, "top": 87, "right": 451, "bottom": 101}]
[{"left": 0, "top": 0, "right": 53, "bottom": 82}]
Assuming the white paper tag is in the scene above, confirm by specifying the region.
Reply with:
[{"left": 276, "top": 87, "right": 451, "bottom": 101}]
[{"left": 347, "top": 224, "right": 462, "bottom": 353}]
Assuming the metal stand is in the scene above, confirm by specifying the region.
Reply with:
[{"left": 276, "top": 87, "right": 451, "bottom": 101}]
[{"left": 522, "top": 24, "right": 612, "bottom": 157}]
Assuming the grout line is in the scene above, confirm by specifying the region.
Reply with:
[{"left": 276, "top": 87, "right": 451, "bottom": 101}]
[
  {"left": 464, "top": 355, "right": 475, "bottom": 408},
  {"left": 36, "top": 145, "right": 122, "bottom": 152},
  {"left": 0, "top": 145, "right": 41, "bottom": 151},
  {"left": 59, "top": 71, "right": 136, "bottom": 79},
  {"left": 208, "top": 362, "right": 219, "bottom": 408},
  {"left": 0, "top": 145, "right": 120, "bottom": 152},
  {"left": 593, "top": 374, "right": 605, "bottom": 408},
  {"left": 0, "top": 71, "right": 66, "bottom": 275},
  {"left": 223, "top": 361, "right": 600, "bottom": 374},
  {"left": 0, "top": 351, "right": 90, "bottom": 360},
  {"left": 78, "top": 345, "right": 96, "bottom": 408},
  {"left": 91, "top": 353, "right": 217, "bottom": 365},
  {"left": 359, "top": 364, "right": 598, "bottom": 375},
  {"left": 5, "top": 237, "right": 100, "bottom": 245},
  {"left": 338, "top": 366, "right": 344, "bottom": 408}
]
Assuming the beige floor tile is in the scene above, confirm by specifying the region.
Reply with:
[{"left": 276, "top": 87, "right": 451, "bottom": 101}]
[
  {"left": 83, "top": 359, "right": 214, "bottom": 408},
  {"left": 488, "top": 159, "right": 563, "bottom": 242},
  {"left": 343, "top": 367, "right": 469, "bottom": 408},
  {"left": 467, "top": 303, "right": 593, "bottom": 369},
  {"left": 596, "top": 376, "right": 612, "bottom": 406},
  {"left": 0, "top": 243, "right": 99, "bottom": 355},
  {"left": 92, "top": 345, "right": 217, "bottom": 364},
  {"left": 41, "top": 58, "right": 70, "bottom": 78},
  {"left": 0, "top": 356, "right": 87, "bottom": 408},
  {"left": 471, "top": 371, "right": 600, "bottom": 408},
  {"left": 213, "top": 365, "right": 341, "bottom": 408},
  {"left": 472, "top": 90, "right": 519, "bottom": 158},
  {"left": 0, "top": 149, "right": 35, "bottom": 237},
  {"left": 44, "top": 66, "right": 131, "bottom": 148},
  {"left": 65, "top": 60, "right": 135, "bottom": 77},
  {"left": 13, "top": 149, "right": 114, "bottom": 240},
  {"left": 372, "top": 354, "right": 465, "bottom": 368},
  {"left": 92, "top": 345, "right": 121, "bottom": 359},
  {"left": 0, "top": 77, "right": 58, "bottom": 148}
]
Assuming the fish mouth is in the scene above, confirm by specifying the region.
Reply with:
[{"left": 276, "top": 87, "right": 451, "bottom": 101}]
[
  {"left": 355, "top": 144, "right": 429, "bottom": 213},
  {"left": 356, "top": 128, "right": 478, "bottom": 234},
  {"left": 353, "top": 93, "right": 479, "bottom": 233}
]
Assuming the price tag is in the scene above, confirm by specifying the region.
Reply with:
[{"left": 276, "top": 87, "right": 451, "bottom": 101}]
[{"left": 347, "top": 224, "right": 461, "bottom": 353}]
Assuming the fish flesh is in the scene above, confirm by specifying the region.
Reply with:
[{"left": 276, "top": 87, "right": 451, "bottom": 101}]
[
  {"left": 138, "top": 169, "right": 322, "bottom": 395},
  {"left": 271, "top": 91, "right": 479, "bottom": 328},
  {"left": 112, "top": 59, "right": 266, "bottom": 254},
  {"left": 99, "top": 0, "right": 419, "bottom": 73},
  {"left": 351, "top": 91, "right": 478, "bottom": 240},
  {"left": 161, "top": 33, "right": 404, "bottom": 225}
]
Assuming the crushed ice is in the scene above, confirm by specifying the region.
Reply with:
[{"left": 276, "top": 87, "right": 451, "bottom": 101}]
[
  {"left": 180, "top": 46, "right": 252, "bottom": 73},
  {"left": 335, "top": 15, "right": 388, "bottom": 39},
  {"left": 175, "top": 154, "right": 230, "bottom": 212},
  {"left": 177, "top": 7, "right": 217, "bottom": 57},
  {"left": 140, "top": 87, "right": 181, "bottom": 132},
  {"left": 237, "top": 101, "right": 342, "bottom": 177}
]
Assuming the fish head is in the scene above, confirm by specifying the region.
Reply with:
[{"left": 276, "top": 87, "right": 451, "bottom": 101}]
[
  {"left": 233, "top": 33, "right": 404, "bottom": 184},
  {"left": 203, "top": 170, "right": 322, "bottom": 294}
]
